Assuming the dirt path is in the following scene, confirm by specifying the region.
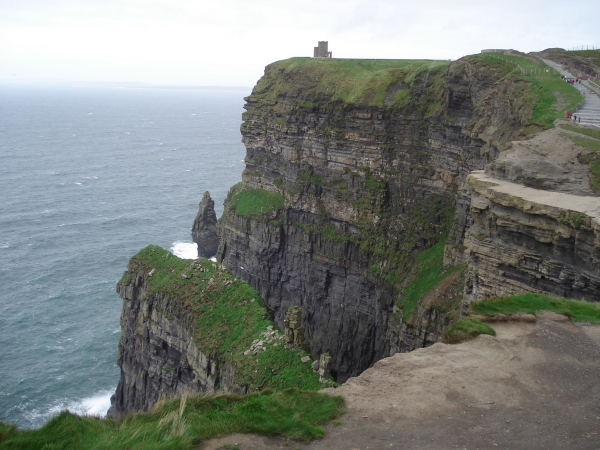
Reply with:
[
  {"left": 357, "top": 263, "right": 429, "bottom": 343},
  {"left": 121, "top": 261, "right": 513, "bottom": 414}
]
[{"left": 199, "top": 313, "right": 600, "bottom": 449}]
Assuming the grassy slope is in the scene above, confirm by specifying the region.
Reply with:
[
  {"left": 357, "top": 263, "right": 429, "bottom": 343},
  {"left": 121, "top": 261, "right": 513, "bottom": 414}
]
[
  {"left": 0, "top": 389, "right": 345, "bottom": 450},
  {"left": 123, "top": 245, "right": 328, "bottom": 391},
  {"left": 470, "top": 293, "right": 600, "bottom": 322}
]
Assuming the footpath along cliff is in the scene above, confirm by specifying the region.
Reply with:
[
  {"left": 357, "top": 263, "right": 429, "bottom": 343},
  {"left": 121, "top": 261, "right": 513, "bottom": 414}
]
[{"left": 111, "top": 50, "right": 600, "bottom": 416}]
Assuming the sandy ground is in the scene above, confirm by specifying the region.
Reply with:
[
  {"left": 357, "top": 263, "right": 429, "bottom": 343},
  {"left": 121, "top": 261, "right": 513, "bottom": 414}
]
[{"left": 199, "top": 313, "right": 600, "bottom": 450}]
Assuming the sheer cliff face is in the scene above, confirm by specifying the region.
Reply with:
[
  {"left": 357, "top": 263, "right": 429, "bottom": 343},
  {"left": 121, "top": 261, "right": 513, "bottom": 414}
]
[{"left": 217, "top": 57, "right": 529, "bottom": 381}]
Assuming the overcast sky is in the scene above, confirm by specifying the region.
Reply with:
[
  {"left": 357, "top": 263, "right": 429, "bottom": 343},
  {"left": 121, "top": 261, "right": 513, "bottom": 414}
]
[{"left": 1, "top": 0, "right": 598, "bottom": 87}]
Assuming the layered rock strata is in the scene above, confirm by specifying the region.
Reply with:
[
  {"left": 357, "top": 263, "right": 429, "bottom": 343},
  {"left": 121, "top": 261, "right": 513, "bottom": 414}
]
[
  {"left": 192, "top": 191, "right": 219, "bottom": 258},
  {"left": 463, "top": 171, "right": 600, "bottom": 305}
]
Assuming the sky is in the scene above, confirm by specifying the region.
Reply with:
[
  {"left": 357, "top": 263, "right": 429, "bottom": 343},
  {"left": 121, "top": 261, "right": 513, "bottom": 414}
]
[{"left": 1, "top": 0, "right": 598, "bottom": 87}]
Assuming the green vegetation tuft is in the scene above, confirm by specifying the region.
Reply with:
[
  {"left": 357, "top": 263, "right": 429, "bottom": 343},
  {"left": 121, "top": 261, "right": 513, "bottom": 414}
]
[
  {"left": 395, "top": 239, "right": 461, "bottom": 323},
  {"left": 229, "top": 189, "right": 285, "bottom": 219},
  {"left": 446, "top": 317, "right": 496, "bottom": 344},
  {"left": 122, "top": 245, "right": 328, "bottom": 391},
  {"left": 470, "top": 293, "right": 600, "bottom": 322},
  {"left": 0, "top": 389, "right": 345, "bottom": 449}
]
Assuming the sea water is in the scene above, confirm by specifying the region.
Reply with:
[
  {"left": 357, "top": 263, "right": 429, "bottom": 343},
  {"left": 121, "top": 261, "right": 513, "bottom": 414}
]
[{"left": 0, "top": 84, "right": 249, "bottom": 428}]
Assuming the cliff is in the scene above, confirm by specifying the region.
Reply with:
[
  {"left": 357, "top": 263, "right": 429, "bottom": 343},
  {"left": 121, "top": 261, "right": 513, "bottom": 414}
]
[
  {"left": 110, "top": 50, "right": 600, "bottom": 415},
  {"left": 216, "top": 55, "right": 542, "bottom": 381},
  {"left": 108, "top": 245, "right": 326, "bottom": 417}
]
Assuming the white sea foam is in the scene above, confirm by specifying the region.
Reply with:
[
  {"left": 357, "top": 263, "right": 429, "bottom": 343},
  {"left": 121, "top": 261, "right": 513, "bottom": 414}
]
[
  {"left": 170, "top": 241, "right": 198, "bottom": 259},
  {"left": 25, "top": 390, "right": 114, "bottom": 426}
]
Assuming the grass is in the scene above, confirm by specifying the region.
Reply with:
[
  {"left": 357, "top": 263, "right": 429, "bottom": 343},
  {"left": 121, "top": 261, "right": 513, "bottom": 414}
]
[
  {"left": 445, "top": 317, "right": 496, "bottom": 344},
  {"left": 470, "top": 293, "right": 600, "bottom": 322},
  {"left": 228, "top": 188, "right": 285, "bottom": 219},
  {"left": 561, "top": 133, "right": 600, "bottom": 193},
  {"left": 559, "top": 123, "right": 600, "bottom": 141},
  {"left": 251, "top": 57, "right": 450, "bottom": 109},
  {"left": 562, "top": 133, "right": 600, "bottom": 152},
  {"left": 0, "top": 389, "right": 345, "bottom": 450},
  {"left": 395, "top": 239, "right": 461, "bottom": 323},
  {"left": 121, "top": 245, "right": 328, "bottom": 391}
]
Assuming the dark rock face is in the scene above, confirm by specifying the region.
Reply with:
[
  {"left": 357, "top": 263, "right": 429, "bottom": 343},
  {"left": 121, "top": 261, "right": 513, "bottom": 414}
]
[
  {"left": 192, "top": 191, "right": 219, "bottom": 258},
  {"left": 107, "top": 267, "right": 243, "bottom": 418},
  {"left": 216, "top": 57, "right": 529, "bottom": 382}
]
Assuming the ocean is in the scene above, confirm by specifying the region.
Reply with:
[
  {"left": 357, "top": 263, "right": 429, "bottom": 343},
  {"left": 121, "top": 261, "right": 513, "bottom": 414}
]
[{"left": 0, "top": 84, "right": 250, "bottom": 428}]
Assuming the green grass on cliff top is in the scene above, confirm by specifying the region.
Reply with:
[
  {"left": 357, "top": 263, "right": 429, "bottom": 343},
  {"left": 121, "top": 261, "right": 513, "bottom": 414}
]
[
  {"left": 470, "top": 293, "right": 600, "bottom": 322},
  {"left": 0, "top": 389, "right": 345, "bottom": 450},
  {"left": 252, "top": 57, "right": 450, "bottom": 108},
  {"left": 120, "top": 245, "right": 329, "bottom": 392}
]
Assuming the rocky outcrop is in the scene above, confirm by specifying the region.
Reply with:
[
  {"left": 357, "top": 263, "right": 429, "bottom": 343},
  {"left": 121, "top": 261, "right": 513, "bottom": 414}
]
[
  {"left": 192, "top": 191, "right": 219, "bottom": 258},
  {"left": 108, "top": 266, "right": 242, "bottom": 417},
  {"left": 463, "top": 171, "right": 600, "bottom": 306}
]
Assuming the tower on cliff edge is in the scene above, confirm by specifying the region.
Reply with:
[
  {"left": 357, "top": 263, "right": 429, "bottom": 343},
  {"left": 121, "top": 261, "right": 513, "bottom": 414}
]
[{"left": 313, "top": 41, "right": 332, "bottom": 58}]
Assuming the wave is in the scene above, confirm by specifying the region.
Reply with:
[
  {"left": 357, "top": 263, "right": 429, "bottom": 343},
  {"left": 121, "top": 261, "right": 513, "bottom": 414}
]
[
  {"left": 170, "top": 241, "right": 197, "bottom": 259},
  {"left": 23, "top": 390, "right": 114, "bottom": 428}
]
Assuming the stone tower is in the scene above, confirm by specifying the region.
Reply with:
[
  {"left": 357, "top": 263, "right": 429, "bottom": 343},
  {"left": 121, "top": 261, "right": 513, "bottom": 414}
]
[{"left": 313, "top": 41, "right": 332, "bottom": 58}]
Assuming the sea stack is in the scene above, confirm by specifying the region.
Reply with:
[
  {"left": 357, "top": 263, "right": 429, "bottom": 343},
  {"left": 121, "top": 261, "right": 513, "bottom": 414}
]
[{"left": 191, "top": 191, "right": 219, "bottom": 258}]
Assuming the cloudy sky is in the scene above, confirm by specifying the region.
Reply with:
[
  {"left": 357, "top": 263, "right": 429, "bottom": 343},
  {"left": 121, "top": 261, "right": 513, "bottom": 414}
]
[{"left": 1, "top": 0, "right": 598, "bottom": 87}]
